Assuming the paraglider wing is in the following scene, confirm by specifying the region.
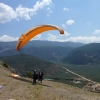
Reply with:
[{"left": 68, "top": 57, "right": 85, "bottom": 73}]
[
  {"left": 16, "top": 24, "right": 64, "bottom": 51},
  {"left": 11, "top": 73, "right": 21, "bottom": 78}
]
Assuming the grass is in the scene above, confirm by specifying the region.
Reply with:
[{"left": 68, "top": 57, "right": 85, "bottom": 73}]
[{"left": 1, "top": 63, "right": 100, "bottom": 100}]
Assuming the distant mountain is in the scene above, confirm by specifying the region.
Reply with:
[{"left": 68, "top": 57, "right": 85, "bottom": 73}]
[
  {"left": 23, "top": 40, "right": 84, "bottom": 48},
  {"left": 0, "top": 41, "right": 16, "bottom": 50},
  {"left": 0, "top": 54, "right": 65, "bottom": 76},
  {"left": 0, "top": 40, "right": 84, "bottom": 61},
  {"left": 0, "top": 40, "right": 84, "bottom": 49},
  {"left": 20, "top": 46, "right": 75, "bottom": 61},
  {"left": 62, "top": 43, "right": 100, "bottom": 65}
]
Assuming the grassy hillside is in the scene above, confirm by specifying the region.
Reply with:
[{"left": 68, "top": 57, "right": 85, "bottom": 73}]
[
  {"left": 1, "top": 63, "right": 100, "bottom": 100},
  {"left": 62, "top": 43, "right": 100, "bottom": 65},
  {"left": 0, "top": 54, "right": 65, "bottom": 76}
]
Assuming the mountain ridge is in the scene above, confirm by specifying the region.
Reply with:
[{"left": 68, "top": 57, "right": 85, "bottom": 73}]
[{"left": 0, "top": 40, "right": 84, "bottom": 61}]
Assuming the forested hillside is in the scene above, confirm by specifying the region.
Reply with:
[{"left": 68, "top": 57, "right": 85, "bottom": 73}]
[
  {"left": 62, "top": 43, "right": 100, "bottom": 65},
  {"left": 0, "top": 54, "right": 65, "bottom": 76}
]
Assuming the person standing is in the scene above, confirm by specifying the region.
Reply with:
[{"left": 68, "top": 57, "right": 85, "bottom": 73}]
[
  {"left": 33, "top": 70, "right": 37, "bottom": 85},
  {"left": 39, "top": 71, "right": 43, "bottom": 83},
  {"left": 37, "top": 71, "right": 40, "bottom": 83}
]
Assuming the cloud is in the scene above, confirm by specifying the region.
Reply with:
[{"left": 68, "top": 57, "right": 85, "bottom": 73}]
[
  {"left": 47, "top": 34, "right": 100, "bottom": 43},
  {"left": 66, "top": 20, "right": 75, "bottom": 25},
  {"left": 1, "top": 34, "right": 100, "bottom": 44},
  {"left": 46, "top": 7, "right": 53, "bottom": 16},
  {"left": 47, "top": 33, "right": 57, "bottom": 41},
  {"left": 64, "top": 31, "right": 70, "bottom": 36},
  {"left": 0, "top": 0, "right": 52, "bottom": 23},
  {"left": 62, "top": 24, "right": 66, "bottom": 28},
  {"left": 47, "top": 31, "right": 69, "bottom": 41},
  {"left": 0, "top": 34, "right": 41, "bottom": 42},
  {"left": 63, "top": 7, "right": 69, "bottom": 11},
  {"left": 47, "top": 33, "right": 64, "bottom": 42},
  {"left": 65, "top": 36, "right": 100, "bottom": 44},
  {"left": 93, "top": 30, "right": 100, "bottom": 35},
  {"left": 33, "top": 0, "right": 52, "bottom": 11},
  {"left": 16, "top": 0, "right": 52, "bottom": 20},
  {"left": 0, "top": 3, "right": 17, "bottom": 23},
  {"left": 0, "top": 35, "right": 18, "bottom": 42},
  {"left": 62, "top": 20, "right": 74, "bottom": 28},
  {"left": 16, "top": 5, "right": 36, "bottom": 20}
]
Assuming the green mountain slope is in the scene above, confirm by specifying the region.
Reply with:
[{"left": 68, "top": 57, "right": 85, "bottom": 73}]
[
  {"left": 62, "top": 43, "right": 100, "bottom": 65},
  {"left": 0, "top": 54, "right": 64, "bottom": 76}
]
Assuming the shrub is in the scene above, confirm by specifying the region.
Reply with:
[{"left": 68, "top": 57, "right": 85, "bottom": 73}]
[
  {"left": 2, "top": 63, "right": 8, "bottom": 68},
  {"left": 26, "top": 71, "right": 32, "bottom": 78}
]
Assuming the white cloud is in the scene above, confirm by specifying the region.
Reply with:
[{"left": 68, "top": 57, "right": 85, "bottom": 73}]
[
  {"left": 46, "top": 7, "right": 52, "bottom": 16},
  {"left": 64, "top": 31, "right": 70, "bottom": 36},
  {"left": 47, "top": 34, "right": 100, "bottom": 43},
  {"left": 47, "top": 33, "right": 64, "bottom": 42},
  {"left": 62, "top": 24, "right": 66, "bottom": 28},
  {"left": 63, "top": 7, "right": 69, "bottom": 11},
  {"left": 16, "top": 0, "right": 52, "bottom": 20},
  {"left": 33, "top": 0, "right": 52, "bottom": 11},
  {"left": 0, "top": 35, "right": 18, "bottom": 42},
  {"left": 0, "top": 34, "right": 41, "bottom": 42},
  {"left": 65, "top": 36, "right": 100, "bottom": 43},
  {"left": 93, "top": 30, "right": 100, "bottom": 35},
  {"left": 0, "top": 3, "right": 17, "bottom": 23},
  {"left": 66, "top": 20, "right": 75, "bottom": 25},
  {"left": 1, "top": 35, "right": 100, "bottom": 44},
  {"left": 47, "top": 31, "right": 69, "bottom": 42},
  {"left": 47, "top": 33, "right": 57, "bottom": 41},
  {"left": 16, "top": 5, "right": 36, "bottom": 20},
  {"left": 0, "top": 0, "right": 52, "bottom": 23}
]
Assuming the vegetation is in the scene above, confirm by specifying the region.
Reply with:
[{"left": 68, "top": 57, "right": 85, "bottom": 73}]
[
  {"left": 26, "top": 71, "right": 33, "bottom": 78},
  {"left": 0, "top": 40, "right": 84, "bottom": 61},
  {"left": 1, "top": 64, "right": 100, "bottom": 100},
  {"left": 62, "top": 43, "right": 100, "bottom": 65},
  {"left": 1, "top": 41, "right": 100, "bottom": 89},
  {"left": 57, "top": 63, "right": 100, "bottom": 83},
  {"left": 2, "top": 63, "right": 8, "bottom": 68},
  {"left": 0, "top": 54, "right": 65, "bottom": 76}
]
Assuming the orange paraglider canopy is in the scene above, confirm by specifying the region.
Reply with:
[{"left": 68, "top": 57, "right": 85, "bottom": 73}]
[
  {"left": 11, "top": 73, "right": 21, "bottom": 78},
  {"left": 16, "top": 24, "right": 64, "bottom": 51}
]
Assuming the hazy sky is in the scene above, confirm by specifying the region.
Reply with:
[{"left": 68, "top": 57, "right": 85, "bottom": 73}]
[{"left": 0, "top": 0, "right": 100, "bottom": 43}]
